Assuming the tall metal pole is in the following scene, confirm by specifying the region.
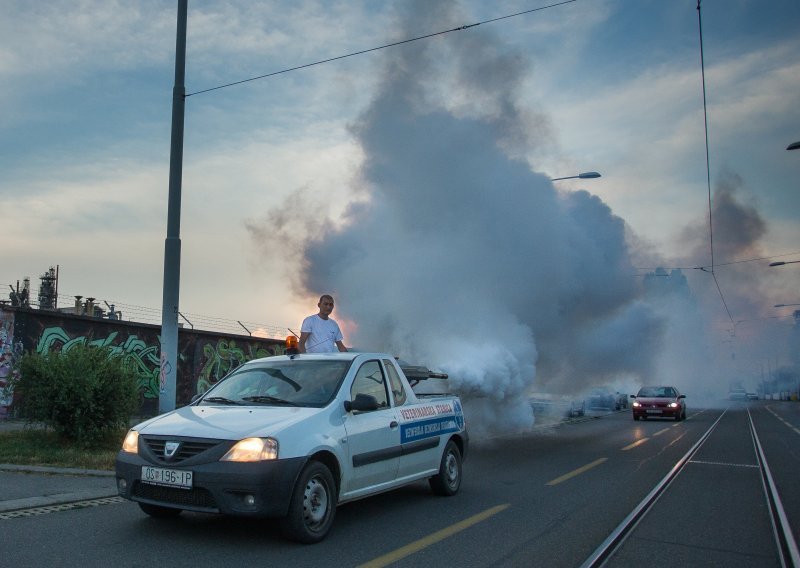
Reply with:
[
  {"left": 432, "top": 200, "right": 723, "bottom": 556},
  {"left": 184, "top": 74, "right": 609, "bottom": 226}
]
[{"left": 160, "top": 0, "right": 187, "bottom": 413}]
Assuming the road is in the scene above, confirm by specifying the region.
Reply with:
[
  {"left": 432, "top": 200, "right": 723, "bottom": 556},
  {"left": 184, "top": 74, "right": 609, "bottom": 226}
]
[{"left": 2, "top": 400, "right": 798, "bottom": 567}]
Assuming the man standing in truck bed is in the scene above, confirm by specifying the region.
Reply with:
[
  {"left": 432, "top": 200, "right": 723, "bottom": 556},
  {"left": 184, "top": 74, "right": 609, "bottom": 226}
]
[{"left": 299, "top": 294, "right": 348, "bottom": 353}]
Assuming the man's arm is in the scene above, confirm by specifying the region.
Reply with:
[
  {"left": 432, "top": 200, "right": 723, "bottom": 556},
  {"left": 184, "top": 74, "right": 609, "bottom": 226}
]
[
  {"left": 336, "top": 340, "right": 347, "bottom": 352},
  {"left": 299, "top": 332, "right": 311, "bottom": 353}
]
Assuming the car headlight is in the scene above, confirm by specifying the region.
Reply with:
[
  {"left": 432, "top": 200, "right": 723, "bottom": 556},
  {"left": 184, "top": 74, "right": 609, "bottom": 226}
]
[
  {"left": 669, "top": 402, "right": 678, "bottom": 408},
  {"left": 221, "top": 437, "right": 279, "bottom": 462},
  {"left": 121, "top": 430, "right": 139, "bottom": 453},
  {"left": 632, "top": 401, "right": 641, "bottom": 408}
]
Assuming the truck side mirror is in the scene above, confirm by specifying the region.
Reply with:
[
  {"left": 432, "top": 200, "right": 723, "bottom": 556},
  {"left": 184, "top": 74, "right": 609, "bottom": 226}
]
[{"left": 345, "top": 393, "right": 380, "bottom": 413}]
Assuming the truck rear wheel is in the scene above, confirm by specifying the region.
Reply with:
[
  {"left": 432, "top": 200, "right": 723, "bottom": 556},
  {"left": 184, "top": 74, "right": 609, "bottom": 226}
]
[
  {"left": 281, "top": 461, "right": 337, "bottom": 544},
  {"left": 429, "top": 440, "right": 462, "bottom": 496}
]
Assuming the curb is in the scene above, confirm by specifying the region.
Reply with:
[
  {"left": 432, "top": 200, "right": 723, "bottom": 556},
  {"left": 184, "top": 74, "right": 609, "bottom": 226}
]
[
  {"left": 0, "top": 488, "right": 120, "bottom": 514},
  {"left": 0, "top": 463, "right": 115, "bottom": 477},
  {"left": 0, "top": 464, "right": 118, "bottom": 514}
]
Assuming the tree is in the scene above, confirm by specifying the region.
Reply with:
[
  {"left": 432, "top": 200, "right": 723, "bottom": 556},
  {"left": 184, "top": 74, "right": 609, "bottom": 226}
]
[{"left": 10, "top": 344, "right": 139, "bottom": 446}]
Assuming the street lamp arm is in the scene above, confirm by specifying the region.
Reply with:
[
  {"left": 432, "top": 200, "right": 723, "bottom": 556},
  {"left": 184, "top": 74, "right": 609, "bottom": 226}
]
[
  {"left": 551, "top": 171, "right": 602, "bottom": 181},
  {"left": 769, "top": 260, "right": 800, "bottom": 267}
]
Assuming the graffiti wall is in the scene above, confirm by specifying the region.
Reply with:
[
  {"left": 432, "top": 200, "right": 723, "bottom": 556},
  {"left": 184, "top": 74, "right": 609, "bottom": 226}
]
[
  {"left": 0, "top": 310, "right": 22, "bottom": 419},
  {"left": 4, "top": 306, "right": 284, "bottom": 416}
]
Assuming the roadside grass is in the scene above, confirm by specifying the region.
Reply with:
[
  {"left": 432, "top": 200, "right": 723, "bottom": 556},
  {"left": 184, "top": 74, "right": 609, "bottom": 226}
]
[{"left": 0, "top": 427, "right": 125, "bottom": 470}]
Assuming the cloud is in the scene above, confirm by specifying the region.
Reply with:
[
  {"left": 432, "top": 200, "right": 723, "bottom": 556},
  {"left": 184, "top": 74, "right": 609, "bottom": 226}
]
[
  {"left": 0, "top": 1, "right": 173, "bottom": 78},
  {"left": 543, "top": 34, "right": 800, "bottom": 257}
]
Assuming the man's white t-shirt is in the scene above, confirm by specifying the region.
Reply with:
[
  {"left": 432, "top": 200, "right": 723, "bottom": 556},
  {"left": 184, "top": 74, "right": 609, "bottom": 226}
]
[{"left": 300, "top": 315, "right": 343, "bottom": 353}]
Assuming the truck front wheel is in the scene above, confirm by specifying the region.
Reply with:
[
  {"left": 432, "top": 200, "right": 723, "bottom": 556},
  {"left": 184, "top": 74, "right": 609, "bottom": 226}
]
[
  {"left": 281, "top": 461, "right": 337, "bottom": 544},
  {"left": 429, "top": 440, "right": 462, "bottom": 496}
]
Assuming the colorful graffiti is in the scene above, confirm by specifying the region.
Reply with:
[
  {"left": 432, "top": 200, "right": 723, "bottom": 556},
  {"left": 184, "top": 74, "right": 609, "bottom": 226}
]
[
  {"left": 195, "top": 339, "right": 276, "bottom": 396},
  {"left": 35, "top": 327, "right": 161, "bottom": 400},
  {"left": 0, "top": 311, "right": 22, "bottom": 418},
  {"left": 4, "top": 307, "right": 284, "bottom": 415}
]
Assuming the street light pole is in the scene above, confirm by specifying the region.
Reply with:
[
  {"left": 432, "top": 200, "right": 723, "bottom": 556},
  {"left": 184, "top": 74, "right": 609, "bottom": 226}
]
[
  {"left": 551, "top": 171, "right": 602, "bottom": 181},
  {"left": 160, "top": 0, "right": 188, "bottom": 414}
]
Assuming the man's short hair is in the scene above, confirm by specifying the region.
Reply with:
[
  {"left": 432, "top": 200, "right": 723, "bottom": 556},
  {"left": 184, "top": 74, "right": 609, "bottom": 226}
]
[{"left": 319, "top": 294, "right": 334, "bottom": 303}]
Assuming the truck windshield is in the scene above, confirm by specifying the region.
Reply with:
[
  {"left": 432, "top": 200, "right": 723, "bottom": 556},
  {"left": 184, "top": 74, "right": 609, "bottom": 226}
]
[{"left": 200, "top": 360, "right": 350, "bottom": 407}]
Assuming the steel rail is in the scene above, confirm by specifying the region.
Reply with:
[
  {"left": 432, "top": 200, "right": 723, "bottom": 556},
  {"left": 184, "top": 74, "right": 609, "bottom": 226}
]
[
  {"left": 749, "top": 409, "right": 800, "bottom": 568},
  {"left": 579, "top": 411, "right": 726, "bottom": 568}
]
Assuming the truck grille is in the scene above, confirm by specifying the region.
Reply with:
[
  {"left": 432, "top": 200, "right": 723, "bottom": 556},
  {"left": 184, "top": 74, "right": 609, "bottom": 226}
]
[
  {"left": 133, "top": 481, "right": 218, "bottom": 510},
  {"left": 142, "top": 436, "right": 221, "bottom": 464}
]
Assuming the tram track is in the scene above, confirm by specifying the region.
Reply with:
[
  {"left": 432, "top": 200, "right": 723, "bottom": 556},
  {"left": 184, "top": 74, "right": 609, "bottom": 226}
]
[
  {"left": 750, "top": 409, "right": 800, "bottom": 567},
  {"left": 580, "top": 408, "right": 799, "bottom": 568},
  {"left": 578, "top": 411, "right": 724, "bottom": 567}
]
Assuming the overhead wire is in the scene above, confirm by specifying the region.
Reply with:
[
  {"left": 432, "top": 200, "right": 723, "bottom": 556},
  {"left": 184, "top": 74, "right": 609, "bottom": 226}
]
[
  {"left": 697, "top": 0, "right": 715, "bottom": 273},
  {"left": 696, "top": 0, "right": 735, "bottom": 331},
  {"left": 185, "top": 0, "right": 580, "bottom": 98},
  {"left": 633, "top": 250, "right": 800, "bottom": 273}
]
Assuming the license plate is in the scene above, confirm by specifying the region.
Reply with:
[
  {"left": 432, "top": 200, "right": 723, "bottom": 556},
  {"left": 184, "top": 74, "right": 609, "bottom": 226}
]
[
  {"left": 141, "top": 466, "right": 193, "bottom": 489},
  {"left": 646, "top": 409, "right": 662, "bottom": 414}
]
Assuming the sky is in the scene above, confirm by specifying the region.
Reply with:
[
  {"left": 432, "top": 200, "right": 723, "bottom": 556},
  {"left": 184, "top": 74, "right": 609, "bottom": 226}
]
[{"left": 2, "top": 0, "right": 799, "bottom": 431}]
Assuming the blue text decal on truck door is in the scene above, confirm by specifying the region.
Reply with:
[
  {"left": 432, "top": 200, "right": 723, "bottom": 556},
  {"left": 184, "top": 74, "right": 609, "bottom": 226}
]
[{"left": 401, "top": 417, "right": 459, "bottom": 443}]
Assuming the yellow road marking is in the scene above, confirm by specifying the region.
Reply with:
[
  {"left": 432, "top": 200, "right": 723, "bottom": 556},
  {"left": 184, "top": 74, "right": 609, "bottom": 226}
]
[
  {"left": 622, "top": 438, "right": 649, "bottom": 451},
  {"left": 357, "top": 503, "right": 510, "bottom": 568},
  {"left": 546, "top": 457, "right": 608, "bottom": 486},
  {"left": 652, "top": 428, "right": 669, "bottom": 437}
]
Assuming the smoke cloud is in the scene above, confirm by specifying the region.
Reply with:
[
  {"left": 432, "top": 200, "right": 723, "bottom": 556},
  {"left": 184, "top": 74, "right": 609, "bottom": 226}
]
[
  {"left": 678, "top": 169, "right": 770, "bottom": 327},
  {"left": 680, "top": 170, "right": 767, "bottom": 265},
  {"left": 668, "top": 169, "right": 783, "bottom": 403},
  {"left": 250, "top": 1, "right": 666, "bottom": 436}
]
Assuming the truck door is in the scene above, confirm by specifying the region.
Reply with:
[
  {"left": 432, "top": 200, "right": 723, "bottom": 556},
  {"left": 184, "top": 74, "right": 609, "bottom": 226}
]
[
  {"left": 384, "top": 359, "right": 443, "bottom": 480},
  {"left": 343, "top": 360, "right": 400, "bottom": 494}
]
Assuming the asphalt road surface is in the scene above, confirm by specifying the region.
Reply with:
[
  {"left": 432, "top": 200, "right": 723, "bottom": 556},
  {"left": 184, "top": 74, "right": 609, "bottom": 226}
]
[{"left": 2, "top": 400, "right": 797, "bottom": 567}]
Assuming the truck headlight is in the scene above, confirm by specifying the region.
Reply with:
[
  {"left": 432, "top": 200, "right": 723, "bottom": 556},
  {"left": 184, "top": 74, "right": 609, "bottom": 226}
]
[
  {"left": 121, "top": 430, "right": 139, "bottom": 453},
  {"left": 221, "top": 437, "right": 279, "bottom": 462}
]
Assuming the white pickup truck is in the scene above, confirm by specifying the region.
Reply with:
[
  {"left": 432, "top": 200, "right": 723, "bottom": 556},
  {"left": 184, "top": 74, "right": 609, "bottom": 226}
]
[{"left": 115, "top": 351, "right": 468, "bottom": 543}]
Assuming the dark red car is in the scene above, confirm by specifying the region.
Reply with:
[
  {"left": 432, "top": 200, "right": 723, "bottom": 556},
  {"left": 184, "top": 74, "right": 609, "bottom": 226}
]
[{"left": 631, "top": 386, "right": 686, "bottom": 421}]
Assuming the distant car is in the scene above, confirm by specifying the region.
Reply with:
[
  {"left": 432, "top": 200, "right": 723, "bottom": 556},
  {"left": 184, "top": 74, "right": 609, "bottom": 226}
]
[
  {"left": 588, "top": 387, "right": 618, "bottom": 411},
  {"left": 567, "top": 398, "right": 586, "bottom": 418},
  {"left": 529, "top": 394, "right": 585, "bottom": 420},
  {"left": 631, "top": 386, "right": 686, "bottom": 421},
  {"left": 615, "top": 392, "right": 628, "bottom": 409},
  {"left": 729, "top": 390, "right": 748, "bottom": 401},
  {"left": 746, "top": 392, "right": 758, "bottom": 400}
]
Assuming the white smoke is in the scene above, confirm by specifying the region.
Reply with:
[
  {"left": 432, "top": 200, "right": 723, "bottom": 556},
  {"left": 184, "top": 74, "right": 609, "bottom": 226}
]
[
  {"left": 250, "top": 1, "right": 666, "bottom": 436},
  {"left": 668, "top": 169, "right": 787, "bottom": 405}
]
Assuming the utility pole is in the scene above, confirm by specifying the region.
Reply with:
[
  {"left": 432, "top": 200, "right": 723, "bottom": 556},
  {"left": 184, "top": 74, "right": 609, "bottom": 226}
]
[{"left": 160, "top": 0, "right": 187, "bottom": 413}]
